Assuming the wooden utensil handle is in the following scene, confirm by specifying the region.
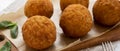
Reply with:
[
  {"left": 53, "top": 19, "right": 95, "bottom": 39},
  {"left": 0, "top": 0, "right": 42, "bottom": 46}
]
[{"left": 61, "top": 22, "right": 120, "bottom": 51}]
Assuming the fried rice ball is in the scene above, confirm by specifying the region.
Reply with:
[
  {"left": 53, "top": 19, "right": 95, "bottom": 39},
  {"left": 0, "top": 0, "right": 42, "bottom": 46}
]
[
  {"left": 60, "top": 4, "right": 93, "bottom": 38},
  {"left": 93, "top": 0, "right": 120, "bottom": 26},
  {"left": 22, "top": 15, "right": 56, "bottom": 50},
  {"left": 24, "top": 0, "right": 53, "bottom": 18},
  {"left": 60, "top": 0, "right": 89, "bottom": 11}
]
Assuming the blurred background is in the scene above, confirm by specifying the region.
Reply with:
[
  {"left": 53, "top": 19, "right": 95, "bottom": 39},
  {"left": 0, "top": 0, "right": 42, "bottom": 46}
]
[
  {"left": 0, "top": 0, "right": 26, "bottom": 15},
  {"left": 0, "top": 0, "right": 15, "bottom": 12}
]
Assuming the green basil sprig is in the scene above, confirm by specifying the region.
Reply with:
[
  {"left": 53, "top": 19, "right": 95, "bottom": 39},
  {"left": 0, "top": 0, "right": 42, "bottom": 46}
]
[
  {"left": 10, "top": 25, "right": 18, "bottom": 39},
  {"left": 0, "top": 21, "right": 18, "bottom": 39},
  {"left": 0, "top": 21, "right": 15, "bottom": 29},
  {"left": 0, "top": 41, "right": 11, "bottom": 51}
]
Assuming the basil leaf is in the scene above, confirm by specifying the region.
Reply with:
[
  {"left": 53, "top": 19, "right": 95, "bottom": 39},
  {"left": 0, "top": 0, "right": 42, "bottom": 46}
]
[
  {"left": 0, "top": 41, "right": 11, "bottom": 51},
  {"left": 10, "top": 25, "right": 18, "bottom": 39},
  {"left": 0, "top": 21, "right": 15, "bottom": 29},
  {"left": 0, "top": 21, "right": 19, "bottom": 39}
]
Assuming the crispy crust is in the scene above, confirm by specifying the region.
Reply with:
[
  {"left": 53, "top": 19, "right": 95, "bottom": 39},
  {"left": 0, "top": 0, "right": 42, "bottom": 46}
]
[
  {"left": 24, "top": 0, "right": 53, "bottom": 18},
  {"left": 93, "top": 0, "right": 120, "bottom": 26},
  {"left": 60, "top": 4, "right": 93, "bottom": 38},
  {"left": 22, "top": 16, "right": 56, "bottom": 50},
  {"left": 60, "top": 0, "right": 89, "bottom": 11}
]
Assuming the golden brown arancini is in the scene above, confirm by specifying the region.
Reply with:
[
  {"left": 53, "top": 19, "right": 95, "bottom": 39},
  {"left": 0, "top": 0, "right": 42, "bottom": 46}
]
[
  {"left": 60, "top": 0, "right": 89, "bottom": 11},
  {"left": 93, "top": 0, "right": 120, "bottom": 26},
  {"left": 60, "top": 4, "right": 93, "bottom": 38},
  {"left": 22, "top": 15, "right": 56, "bottom": 50},
  {"left": 24, "top": 0, "right": 53, "bottom": 18}
]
